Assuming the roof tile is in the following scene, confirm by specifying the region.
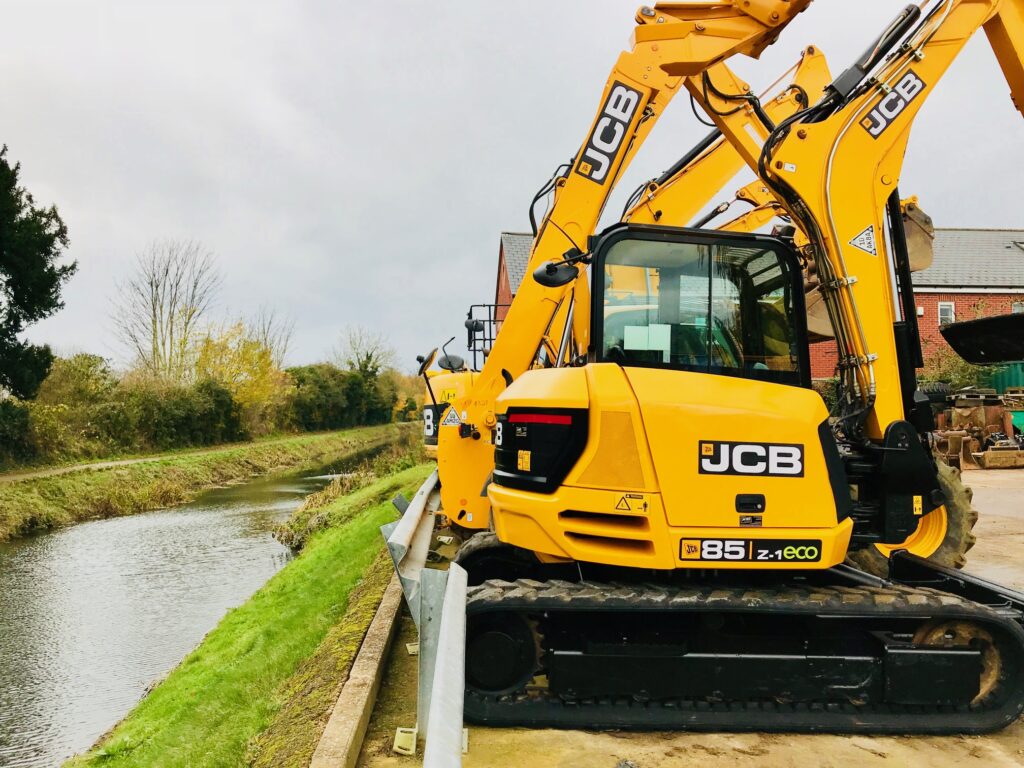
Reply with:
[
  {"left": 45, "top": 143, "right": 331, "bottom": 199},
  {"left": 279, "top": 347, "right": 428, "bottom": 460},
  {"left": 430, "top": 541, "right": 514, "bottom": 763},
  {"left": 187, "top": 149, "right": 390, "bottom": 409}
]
[
  {"left": 916, "top": 229, "right": 1024, "bottom": 289},
  {"left": 500, "top": 232, "right": 533, "bottom": 295},
  {"left": 500, "top": 228, "right": 1024, "bottom": 294}
]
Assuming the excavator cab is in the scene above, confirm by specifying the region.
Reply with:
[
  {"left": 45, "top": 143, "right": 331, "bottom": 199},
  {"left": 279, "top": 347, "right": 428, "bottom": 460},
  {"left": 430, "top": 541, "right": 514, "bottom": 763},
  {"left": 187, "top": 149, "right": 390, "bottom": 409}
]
[{"left": 489, "top": 224, "right": 858, "bottom": 571}]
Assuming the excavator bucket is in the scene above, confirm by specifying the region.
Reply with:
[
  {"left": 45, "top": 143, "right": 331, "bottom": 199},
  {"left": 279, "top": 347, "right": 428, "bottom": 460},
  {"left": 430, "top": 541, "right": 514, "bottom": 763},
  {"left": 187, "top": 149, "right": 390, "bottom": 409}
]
[
  {"left": 941, "top": 313, "right": 1024, "bottom": 364},
  {"left": 805, "top": 199, "right": 934, "bottom": 341}
]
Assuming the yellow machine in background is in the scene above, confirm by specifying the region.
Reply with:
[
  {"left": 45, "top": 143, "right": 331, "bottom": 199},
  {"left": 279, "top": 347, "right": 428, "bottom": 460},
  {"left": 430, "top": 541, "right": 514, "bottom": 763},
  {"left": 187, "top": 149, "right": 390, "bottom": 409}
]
[
  {"left": 418, "top": 342, "right": 473, "bottom": 459},
  {"left": 404, "top": 0, "right": 1024, "bottom": 735}
]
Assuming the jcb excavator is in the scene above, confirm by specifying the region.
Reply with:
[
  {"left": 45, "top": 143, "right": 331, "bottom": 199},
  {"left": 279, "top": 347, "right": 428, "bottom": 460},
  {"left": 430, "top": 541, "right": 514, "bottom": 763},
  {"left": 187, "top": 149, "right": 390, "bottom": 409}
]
[{"left": 408, "top": 0, "right": 1024, "bottom": 735}]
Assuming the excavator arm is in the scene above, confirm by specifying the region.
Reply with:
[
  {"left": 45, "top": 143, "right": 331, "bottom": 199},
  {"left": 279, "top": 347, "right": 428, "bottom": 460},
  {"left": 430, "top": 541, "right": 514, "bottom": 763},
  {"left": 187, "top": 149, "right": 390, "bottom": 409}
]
[
  {"left": 623, "top": 47, "right": 831, "bottom": 228},
  {"left": 693, "top": 0, "right": 1024, "bottom": 440}
]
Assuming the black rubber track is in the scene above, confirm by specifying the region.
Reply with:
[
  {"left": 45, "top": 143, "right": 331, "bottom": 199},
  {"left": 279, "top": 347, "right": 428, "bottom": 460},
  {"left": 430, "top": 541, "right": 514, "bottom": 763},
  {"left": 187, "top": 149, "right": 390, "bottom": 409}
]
[{"left": 464, "top": 578, "right": 1024, "bottom": 734}]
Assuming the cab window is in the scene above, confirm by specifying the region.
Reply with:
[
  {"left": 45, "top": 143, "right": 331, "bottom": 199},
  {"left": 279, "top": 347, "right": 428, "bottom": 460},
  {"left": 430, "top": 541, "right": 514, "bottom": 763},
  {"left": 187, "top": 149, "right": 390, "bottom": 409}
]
[{"left": 599, "top": 234, "right": 806, "bottom": 386}]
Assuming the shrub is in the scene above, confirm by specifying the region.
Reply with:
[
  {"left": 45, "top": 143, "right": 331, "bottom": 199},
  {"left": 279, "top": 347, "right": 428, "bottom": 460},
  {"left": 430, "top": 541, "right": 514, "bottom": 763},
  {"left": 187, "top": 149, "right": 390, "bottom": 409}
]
[
  {"left": 288, "top": 364, "right": 351, "bottom": 431},
  {"left": 4, "top": 350, "right": 400, "bottom": 468},
  {"left": 0, "top": 399, "right": 34, "bottom": 465},
  {"left": 920, "top": 341, "right": 996, "bottom": 391},
  {"left": 193, "top": 379, "right": 244, "bottom": 444},
  {"left": 26, "top": 402, "right": 79, "bottom": 460},
  {"left": 35, "top": 354, "right": 117, "bottom": 407},
  {"left": 85, "top": 400, "right": 138, "bottom": 450},
  {"left": 812, "top": 377, "right": 839, "bottom": 412}
]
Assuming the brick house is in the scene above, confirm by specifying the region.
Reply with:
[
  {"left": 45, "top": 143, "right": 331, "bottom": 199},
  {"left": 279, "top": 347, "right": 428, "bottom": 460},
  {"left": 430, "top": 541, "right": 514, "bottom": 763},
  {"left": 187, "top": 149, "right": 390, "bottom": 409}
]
[
  {"left": 810, "top": 229, "right": 1024, "bottom": 379},
  {"left": 495, "top": 232, "right": 532, "bottom": 323},
  {"left": 496, "top": 229, "right": 1024, "bottom": 377}
]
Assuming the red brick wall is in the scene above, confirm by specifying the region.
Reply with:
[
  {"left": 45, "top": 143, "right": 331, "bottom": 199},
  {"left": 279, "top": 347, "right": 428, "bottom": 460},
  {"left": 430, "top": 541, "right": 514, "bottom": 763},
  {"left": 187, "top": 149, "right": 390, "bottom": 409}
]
[
  {"left": 809, "top": 292, "right": 1023, "bottom": 379},
  {"left": 495, "top": 251, "right": 513, "bottom": 323}
]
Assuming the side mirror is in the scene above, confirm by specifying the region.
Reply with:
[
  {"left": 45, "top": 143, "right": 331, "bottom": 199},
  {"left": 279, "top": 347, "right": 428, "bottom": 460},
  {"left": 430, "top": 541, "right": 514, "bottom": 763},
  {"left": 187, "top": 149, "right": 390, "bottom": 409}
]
[
  {"left": 533, "top": 260, "right": 579, "bottom": 288},
  {"left": 438, "top": 354, "right": 465, "bottom": 372},
  {"left": 416, "top": 348, "right": 438, "bottom": 377},
  {"left": 941, "top": 313, "right": 1024, "bottom": 364}
]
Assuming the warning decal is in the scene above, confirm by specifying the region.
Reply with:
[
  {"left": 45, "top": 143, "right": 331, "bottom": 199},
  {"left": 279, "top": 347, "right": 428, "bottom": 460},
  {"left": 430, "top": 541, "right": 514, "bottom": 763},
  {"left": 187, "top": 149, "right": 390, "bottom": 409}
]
[
  {"left": 615, "top": 493, "right": 646, "bottom": 512},
  {"left": 440, "top": 408, "right": 461, "bottom": 427},
  {"left": 849, "top": 226, "right": 877, "bottom": 256}
]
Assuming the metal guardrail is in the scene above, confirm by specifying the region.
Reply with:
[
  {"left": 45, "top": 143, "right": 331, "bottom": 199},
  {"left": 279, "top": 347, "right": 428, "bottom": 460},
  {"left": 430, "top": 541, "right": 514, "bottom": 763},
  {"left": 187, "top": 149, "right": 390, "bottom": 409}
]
[
  {"left": 381, "top": 468, "right": 439, "bottom": 630},
  {"left": 423, "top": 563, "right": 467, "bottom": 768},
  {"left": 381, "top": 470, "right": 467, "bottom": 765}
]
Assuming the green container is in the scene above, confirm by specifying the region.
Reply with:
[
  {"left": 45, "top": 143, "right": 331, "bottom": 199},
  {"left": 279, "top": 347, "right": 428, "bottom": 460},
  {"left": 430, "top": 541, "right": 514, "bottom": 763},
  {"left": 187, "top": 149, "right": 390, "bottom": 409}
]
[
  {"left": 991, "top": 363, "right": 1024, "bottom": 394},
  {"left": 1014, "top": 411, "right": 1024, "bottom": 433}
]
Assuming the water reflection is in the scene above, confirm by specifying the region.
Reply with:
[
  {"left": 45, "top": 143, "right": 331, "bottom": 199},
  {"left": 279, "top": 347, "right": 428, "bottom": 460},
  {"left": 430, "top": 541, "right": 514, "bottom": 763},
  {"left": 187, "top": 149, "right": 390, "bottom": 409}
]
[{"left": 0, "top": 471, "right": 333, "bottom": 768}]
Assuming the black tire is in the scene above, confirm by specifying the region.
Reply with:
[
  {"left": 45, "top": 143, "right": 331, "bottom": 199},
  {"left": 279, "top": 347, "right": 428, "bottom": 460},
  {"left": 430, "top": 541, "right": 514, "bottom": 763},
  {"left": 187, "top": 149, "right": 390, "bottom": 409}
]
[
  {"left": 849, "top": 461, "right": 979, "bottom": 576},
  {"left": 455, "top": 532, "right": 542, "bottom": 586},
  {"left": 919, "top": 380, "right": 952, "bottom": 405}
]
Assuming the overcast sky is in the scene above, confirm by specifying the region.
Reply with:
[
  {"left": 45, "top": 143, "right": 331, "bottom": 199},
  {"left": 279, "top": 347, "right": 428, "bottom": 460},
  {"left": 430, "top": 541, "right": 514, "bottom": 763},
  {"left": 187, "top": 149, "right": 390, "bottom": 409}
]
[{"left": 5, "top": 1, "right": 1022, "bottom": 371}]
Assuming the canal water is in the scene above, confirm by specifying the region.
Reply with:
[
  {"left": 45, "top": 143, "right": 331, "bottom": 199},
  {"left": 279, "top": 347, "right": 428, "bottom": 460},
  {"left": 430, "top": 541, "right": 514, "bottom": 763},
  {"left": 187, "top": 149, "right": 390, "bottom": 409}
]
[{"left": 0, "top": 469, "right": 340, "bottom": 768}]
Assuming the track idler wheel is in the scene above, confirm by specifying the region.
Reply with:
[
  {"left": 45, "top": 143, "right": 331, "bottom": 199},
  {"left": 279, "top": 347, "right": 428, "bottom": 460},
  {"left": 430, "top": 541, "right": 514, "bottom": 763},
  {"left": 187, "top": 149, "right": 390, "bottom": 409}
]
[
  {"left": 465, "top": 612, "right": 539, "bottom": 695},
  {"left": 850, "top": 460, "right": 978, "bottom": 576},
  {"left": 914, "top": 620, "right": 999, "bottom": 704}
]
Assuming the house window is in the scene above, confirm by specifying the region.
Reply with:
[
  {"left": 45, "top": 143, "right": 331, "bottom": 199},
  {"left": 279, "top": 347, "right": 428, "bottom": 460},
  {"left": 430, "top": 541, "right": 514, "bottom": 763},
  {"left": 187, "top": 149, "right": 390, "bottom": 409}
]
[
  {"left": 938, "top": 302, "right": 956, "bottom": 326},
  {"left": 1013, "top": 301, "right": 1024, "bottom": 314}
]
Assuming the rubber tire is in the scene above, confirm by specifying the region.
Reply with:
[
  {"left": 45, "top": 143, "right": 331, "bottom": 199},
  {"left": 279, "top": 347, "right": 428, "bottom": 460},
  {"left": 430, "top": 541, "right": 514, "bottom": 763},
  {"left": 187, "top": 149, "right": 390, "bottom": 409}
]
[
  {"left": 919, "top": 380, "right": 952, "bottom": 405},
  {"left": 848, "top": 461, "right": 979, "bottom": 577},
  {"left": 455, "top": 532, "right": 542, "bottom": 586}
]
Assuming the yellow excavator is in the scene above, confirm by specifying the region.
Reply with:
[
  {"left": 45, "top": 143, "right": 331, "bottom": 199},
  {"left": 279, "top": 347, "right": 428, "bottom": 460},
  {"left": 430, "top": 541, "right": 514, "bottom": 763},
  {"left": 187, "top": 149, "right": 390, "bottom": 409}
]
[{"left": 403, "top": 0, "right": 1024, "bottom": 735}]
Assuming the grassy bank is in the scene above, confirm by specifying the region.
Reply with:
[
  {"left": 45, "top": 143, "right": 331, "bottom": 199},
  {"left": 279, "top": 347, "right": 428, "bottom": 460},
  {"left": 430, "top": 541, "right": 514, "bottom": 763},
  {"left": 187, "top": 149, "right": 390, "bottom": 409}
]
[
  {"left": 66, "top": 464, "right": 433, "bottom": 768},
  {"left": 0, "top": 424, "right": 409, "bottom": 542}
]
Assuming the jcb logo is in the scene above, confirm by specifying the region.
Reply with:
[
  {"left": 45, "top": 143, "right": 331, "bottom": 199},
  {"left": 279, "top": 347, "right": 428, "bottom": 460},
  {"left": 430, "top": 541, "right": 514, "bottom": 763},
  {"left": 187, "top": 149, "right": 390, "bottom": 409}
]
[
  {"left": 861, "top": 71, "right": 926, "bottom": 138},
  {"left": 699, "top": 441, "right": 804, "bottom": 477},
  {"left": 575, "top": 81, "right": 641, "bottom": 184}
]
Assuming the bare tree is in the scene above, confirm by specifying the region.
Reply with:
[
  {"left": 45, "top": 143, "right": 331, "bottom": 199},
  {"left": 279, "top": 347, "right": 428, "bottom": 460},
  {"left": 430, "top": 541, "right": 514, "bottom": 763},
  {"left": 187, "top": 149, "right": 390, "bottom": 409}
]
[
  {"left": 333, "top": 325, "right": 396, "bottom": 378},
  {"left": 113, "top": 240, "right": 222, "bottom": 381},
  {"left": 249, "top": 305, "right": 294, "bottom": 368}
]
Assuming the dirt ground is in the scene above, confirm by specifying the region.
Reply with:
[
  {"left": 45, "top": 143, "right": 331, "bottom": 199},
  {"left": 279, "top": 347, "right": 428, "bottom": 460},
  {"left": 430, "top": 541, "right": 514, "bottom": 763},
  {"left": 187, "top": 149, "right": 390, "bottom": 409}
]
[{"left": 358, "top": 469, "right": 1024, "bottom": 768}]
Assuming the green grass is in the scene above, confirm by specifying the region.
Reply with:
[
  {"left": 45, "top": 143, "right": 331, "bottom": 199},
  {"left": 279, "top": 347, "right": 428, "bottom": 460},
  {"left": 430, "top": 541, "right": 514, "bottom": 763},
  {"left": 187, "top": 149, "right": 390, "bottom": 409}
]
[
  {"left": 0, "top": 428, "right": 365, "bottom": 475},
  {"left": 247, "top": 551, "right": 394, "bottom": 768},
  {"left": 66, "top": 464, "right": 434, "bottom": 768},
  {"left": 0, "top": 425, "right": 409, "bottom": 541}
]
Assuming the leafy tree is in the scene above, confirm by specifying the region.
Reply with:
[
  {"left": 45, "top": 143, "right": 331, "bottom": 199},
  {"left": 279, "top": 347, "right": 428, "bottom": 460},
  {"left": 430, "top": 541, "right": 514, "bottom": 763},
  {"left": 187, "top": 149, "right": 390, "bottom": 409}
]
[
  {"left": 0, "top": 146, "right": 74, "bottom": 397},
  {"left": 195, "top": 323, "right": 292, "bottom": 435},
  {"left": 400, "top": 396, "right": 418, "bottom": 421},
  {"left": 920, "top": 340, "right": 996, "bottom": 391},
  {"left": 288, "top": 363, "right": 351, "bottom": 430},
  {"left": 0, "top": 399, "right": 33, "bottom": 464},
  {"left": 331, "top": 326, "right": 398, "bottom": 425},
  {"left": 920, "top": 299, "right": 998, "bottom": 390},
  {"left": 35, "top": 353, "right": 117, "bottom": 406}
]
